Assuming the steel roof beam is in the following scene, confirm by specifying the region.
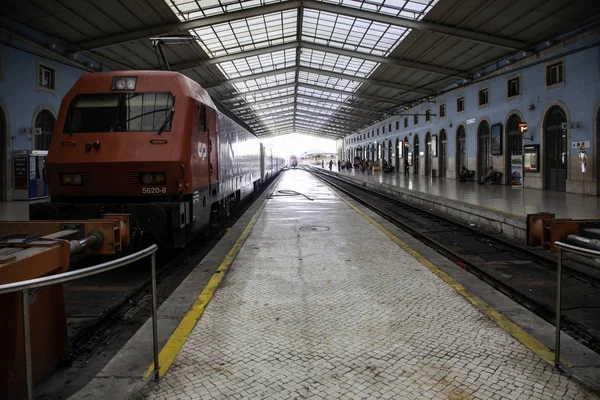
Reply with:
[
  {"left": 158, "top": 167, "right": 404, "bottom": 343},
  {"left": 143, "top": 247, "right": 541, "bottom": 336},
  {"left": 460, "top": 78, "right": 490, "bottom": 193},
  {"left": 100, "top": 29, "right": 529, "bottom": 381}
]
[
  {"left": 170, "top": 42, "right": 298, "bottom": 71},
  {"left": 220, "top": 79, "right": 398, "bottom": 107},
  {"left": 254, "top": 117, "right": 350, "bottom": 131},
  {"left": 219, "top": 82, "right": 297, "bottom": 102},
  {"left": 172, "top": 40, "right": 466, "bottom": 79},
  {"left": 203, "top": 65, "right": 433, "bottom": 95},
  {"left": 301, "top": 42, "right": 468, "bottom": 79},
  {"left": 307, "top": 1, "right": 528, "bottom": 51},
  {"left": 257, "top": 121, "right": 348, "bottom": 135},
  {"left": 72, "top": 0, "right": 526, "bottom": 55},
  {"left": 299, "top": 82, "right": 398, "bottom": 104},
  {"left": 71, "top": 1, "right": 302, "bottom": 54},
  {"left": 255, "top": 122, "right": 346, "bottom": 134},
  {"left": 256, "top": 111, "right": 359, "bottom": 127},
  {"left": 296, "top": 94, "right": 384, "bottom": 114},
  {"left": 298, "top": 66, "right": 434, "bottom": 95},
  {"left": 254, "top": 111, "right": 362, "bottom": 128},
  {"left": 204, "top": 66, "right": 298, "bottom": 89},
  {"left": 230, "top": 94, "right": 296, "bottom": 109},
  {"left": 232, "top": 95, "right": 374, "bottom": 120},
  {"left": 295, "top": 117, "right": 357, "bottom": 131}
]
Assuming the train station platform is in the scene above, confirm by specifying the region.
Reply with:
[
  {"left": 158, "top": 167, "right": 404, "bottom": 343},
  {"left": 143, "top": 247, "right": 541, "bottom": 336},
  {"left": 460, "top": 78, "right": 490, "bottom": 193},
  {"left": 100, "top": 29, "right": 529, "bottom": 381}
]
[
  {"left": 314, "top": 166, "right": 600, "bottom": 241},
  {"left": 127, "top": 169, "right": 596, "bottom": 399}
]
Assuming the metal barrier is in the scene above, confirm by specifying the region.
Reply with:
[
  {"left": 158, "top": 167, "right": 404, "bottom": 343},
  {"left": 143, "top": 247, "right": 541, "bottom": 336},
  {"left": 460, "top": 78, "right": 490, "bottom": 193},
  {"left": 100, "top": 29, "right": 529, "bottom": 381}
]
[
  {"left": 554, "top": 241, "right": 600, "bottom": 369},
  {"left": 0, "top": 244, "right": 160, "bottom": 400}
]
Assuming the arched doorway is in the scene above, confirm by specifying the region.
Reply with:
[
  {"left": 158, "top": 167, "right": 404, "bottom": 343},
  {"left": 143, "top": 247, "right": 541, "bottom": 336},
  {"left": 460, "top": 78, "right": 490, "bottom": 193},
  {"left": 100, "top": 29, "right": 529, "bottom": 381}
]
[
  {"left": 413, "top": 135, "right": 420, "bottom": 175},
  {"left": 597, "top": 106, "right": 600, "bottom": 195},
  {"left": 0, "top": 107, "right": 6, "bottom": 200},
  {"left": 387, "top": 140, "right": 392, "bottom": 165},
  {"left": 439, "top": 129, "right": 447, "bottom": 178},
  {"left": 425, "top": 132, "right": 432, "bottom": 176},
  {"left": 456, "top": 125, "right": 467, "bottom": 173},
  {"left": 544, "top": 105, "right": 568, "bottom": 192},
  {"left": 403, "top": 137, "right": 409, "bottom": 161},
  {"left": 506, "top": 114, "right": 522, "bottom": 184},
  {"left": 380, "top": 142, "right": 385, "bottom": 161},
  {"left": 477, "top": 120, "right": 491, "bottom": 180},
  {"left": 395, "top": 138, "right": 400, "bottom": 169},
  {"left": 34, "top": 110, "right": 55, "bottom": 151}
]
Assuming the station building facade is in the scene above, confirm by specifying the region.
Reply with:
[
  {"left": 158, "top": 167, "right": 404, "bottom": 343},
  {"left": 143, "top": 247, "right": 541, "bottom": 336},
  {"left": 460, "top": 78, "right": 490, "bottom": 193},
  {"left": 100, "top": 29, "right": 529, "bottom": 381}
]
[
  {"left": 0, "top": 20, "right": 105, "bottom": 201},
  {"left": 343, "top": 30, "right": 600, "bottom": 196}
]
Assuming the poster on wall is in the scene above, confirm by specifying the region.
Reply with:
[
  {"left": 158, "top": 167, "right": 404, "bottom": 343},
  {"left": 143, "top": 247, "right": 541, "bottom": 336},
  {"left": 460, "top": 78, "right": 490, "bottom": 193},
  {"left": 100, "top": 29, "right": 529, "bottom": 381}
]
[
  {"left": 511, "top": 154, "right": 523, "bottom": 188},
  {"left": 523, "top": 144, "right": 540, "bottom": 172},
  {"left": 430, "top": 135, "right": 438, "bottom": 157},
  {"left": 491, "top": 123, "right": 502, "bottom": 155}
]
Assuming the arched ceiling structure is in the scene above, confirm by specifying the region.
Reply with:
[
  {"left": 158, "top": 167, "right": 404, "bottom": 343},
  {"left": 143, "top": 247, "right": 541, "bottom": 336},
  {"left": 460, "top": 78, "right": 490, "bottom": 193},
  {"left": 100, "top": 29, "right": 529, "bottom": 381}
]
[{"left": 2, "top": 0, "right": 600, "bottom": 139}]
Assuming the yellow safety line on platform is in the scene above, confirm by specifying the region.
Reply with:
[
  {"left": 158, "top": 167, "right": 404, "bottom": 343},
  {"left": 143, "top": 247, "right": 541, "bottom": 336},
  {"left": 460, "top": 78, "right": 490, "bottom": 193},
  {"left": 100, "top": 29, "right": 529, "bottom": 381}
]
[
  {"left": 144, "top": 200, "right": 268, "bottom": 378},
  {"left": 344, "top": 199, "right": 563, "bottom": 367}
]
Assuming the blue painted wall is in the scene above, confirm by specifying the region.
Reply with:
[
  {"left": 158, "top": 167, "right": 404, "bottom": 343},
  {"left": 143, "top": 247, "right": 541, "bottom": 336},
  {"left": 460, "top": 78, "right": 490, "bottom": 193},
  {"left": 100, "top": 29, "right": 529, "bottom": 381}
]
[
  {"left": 346, "top": 32, "right": 600, "bottom": 195},
  {"left": 0, "top": 45, "right": 90, "bottom": 150},
  {"left": 0, "top": 21, "right": 107, "bottom": 200}
]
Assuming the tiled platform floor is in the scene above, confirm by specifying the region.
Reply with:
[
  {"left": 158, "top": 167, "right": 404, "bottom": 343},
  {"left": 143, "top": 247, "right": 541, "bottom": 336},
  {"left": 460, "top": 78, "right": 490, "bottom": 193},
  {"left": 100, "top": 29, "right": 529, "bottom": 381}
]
[
  {"left": 142, "top": 170, "right": 595, "bottom": 400},
  {"left": 318, "top": 165, "right": 600, "bottom": 219}
]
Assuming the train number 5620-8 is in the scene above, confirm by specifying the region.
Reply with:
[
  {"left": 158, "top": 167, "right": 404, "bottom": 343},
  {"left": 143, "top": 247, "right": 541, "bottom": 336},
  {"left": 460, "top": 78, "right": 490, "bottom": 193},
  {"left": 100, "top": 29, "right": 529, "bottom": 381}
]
[{"left": 142, "top": 187, "right": 167, "bottom": 194}]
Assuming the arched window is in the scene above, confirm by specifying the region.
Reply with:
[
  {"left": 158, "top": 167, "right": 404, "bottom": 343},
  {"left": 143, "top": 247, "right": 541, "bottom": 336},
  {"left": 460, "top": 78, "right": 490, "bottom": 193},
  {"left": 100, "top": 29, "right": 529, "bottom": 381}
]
[{"left": 35, "top": 110, "right": 55, "bottom": 151}]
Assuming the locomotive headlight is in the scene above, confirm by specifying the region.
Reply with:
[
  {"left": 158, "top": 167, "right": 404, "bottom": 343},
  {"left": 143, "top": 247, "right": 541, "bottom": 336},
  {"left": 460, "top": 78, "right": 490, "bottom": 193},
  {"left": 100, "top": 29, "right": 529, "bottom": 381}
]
[
  {"left": 111, "top": 76, "right": 137, "bottom": 91},
  {"left": 60, "top": 173, "right": 83, "bottom": 186},
  {"left": 141, "top": 173, "right": 166, "bottom": 185},
  {"left": 142, "top": 173, "right": 154, "bottom": 184}
]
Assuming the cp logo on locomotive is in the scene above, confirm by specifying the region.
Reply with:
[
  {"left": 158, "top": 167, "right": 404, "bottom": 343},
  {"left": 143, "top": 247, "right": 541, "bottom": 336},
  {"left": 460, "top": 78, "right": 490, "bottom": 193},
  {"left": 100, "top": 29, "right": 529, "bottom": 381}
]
[{"left": 198, "top": 142, "right": 208, "bottom": 160}]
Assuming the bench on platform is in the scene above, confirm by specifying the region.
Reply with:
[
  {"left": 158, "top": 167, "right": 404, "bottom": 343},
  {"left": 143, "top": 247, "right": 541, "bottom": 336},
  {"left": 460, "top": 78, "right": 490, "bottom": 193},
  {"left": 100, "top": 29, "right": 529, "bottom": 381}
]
[{"left": 459, "top": 169, "right": 475, "bottom": 182}]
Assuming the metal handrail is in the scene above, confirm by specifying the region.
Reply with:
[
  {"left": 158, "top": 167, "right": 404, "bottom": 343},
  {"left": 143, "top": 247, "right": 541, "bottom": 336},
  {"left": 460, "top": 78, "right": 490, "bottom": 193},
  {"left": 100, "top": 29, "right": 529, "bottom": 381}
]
[
  {"left": 0, "top": 244, "right": 161, "bottom": 400},
  {"left": 554, "top": 241, "right": 600, "bottom": 369}
]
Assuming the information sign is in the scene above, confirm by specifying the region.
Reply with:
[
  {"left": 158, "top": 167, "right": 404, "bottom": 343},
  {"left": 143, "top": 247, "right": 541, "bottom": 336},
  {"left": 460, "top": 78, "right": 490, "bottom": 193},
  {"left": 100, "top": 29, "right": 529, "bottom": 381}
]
[
  {"left": 511, "top": 154, "right": 523, "bottom": 188},
  {"left": 523, "top": 144, "right": 539, "bottom": 172}
]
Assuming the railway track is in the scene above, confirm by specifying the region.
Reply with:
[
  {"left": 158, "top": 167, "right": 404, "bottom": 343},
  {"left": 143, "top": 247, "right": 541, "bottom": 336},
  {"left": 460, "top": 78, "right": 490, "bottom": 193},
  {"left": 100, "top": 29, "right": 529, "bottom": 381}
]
[
  {"left": 309, "top": 167, "right": 600, "bottom": 355},
  {"left": 35, "top": 174, "right": 281, "bottom": 400}
]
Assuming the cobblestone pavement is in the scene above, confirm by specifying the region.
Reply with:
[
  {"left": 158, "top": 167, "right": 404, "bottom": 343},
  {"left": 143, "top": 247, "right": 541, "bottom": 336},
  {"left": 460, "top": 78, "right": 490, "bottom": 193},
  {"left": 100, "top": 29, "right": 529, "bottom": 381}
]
[{"left": 142, "top": 170, "right": 597, "bottom": 400}]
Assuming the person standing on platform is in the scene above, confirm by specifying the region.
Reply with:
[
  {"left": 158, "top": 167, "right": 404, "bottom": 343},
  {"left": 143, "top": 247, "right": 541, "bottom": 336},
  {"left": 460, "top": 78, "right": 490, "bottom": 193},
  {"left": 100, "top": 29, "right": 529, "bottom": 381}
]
[
  {"left": 404, "top": 159, "right": 409, "bottom": 175},
  {"left": 321, "top": 160, "right": 324, "bottom": 168},
  {"left": 338, "top": 160, "right": 341, "bottom": 171},
  {"left": 329, "top": 160, "right": 333, "bottom": 170}
]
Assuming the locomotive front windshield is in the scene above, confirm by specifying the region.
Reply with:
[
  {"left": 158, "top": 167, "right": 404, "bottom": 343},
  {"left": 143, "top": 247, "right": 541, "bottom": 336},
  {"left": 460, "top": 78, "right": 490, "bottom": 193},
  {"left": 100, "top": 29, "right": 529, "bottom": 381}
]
[{"left": 64, "top": 92, "right": 174, "bottom": 133}]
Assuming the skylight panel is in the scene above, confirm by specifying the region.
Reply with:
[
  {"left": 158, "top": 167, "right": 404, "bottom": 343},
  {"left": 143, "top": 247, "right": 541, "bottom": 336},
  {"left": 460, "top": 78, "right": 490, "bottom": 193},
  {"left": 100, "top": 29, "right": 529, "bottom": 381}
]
[
  {"left": 298, "top": 71, "right": 361, "bottom": 92},
  {"left": 217, "top": 48, "right": 296, "bottom": 79},
  {"left": 241, "top": 87, "right": 295, "bottom": 103},
  {"left": 302, "top": 9, "right": 407, "bottom": 56},
  {"left": 167, "top": 0, "right": 287, "bottom": 21},
  {"left": 189, "top": 10, "right": 297, "bottom": 58},
  {"left": 320, "top": 0, "right": 439, "bottom": 20},
  {"left": 297, "top": 86, "right": 350, "bottom": 103},
  {"left": 300, "top": 49, "right": 377, "bottom": 77},
  {"left": 232, "top": 71, "right": 296, "bottom": 93}
]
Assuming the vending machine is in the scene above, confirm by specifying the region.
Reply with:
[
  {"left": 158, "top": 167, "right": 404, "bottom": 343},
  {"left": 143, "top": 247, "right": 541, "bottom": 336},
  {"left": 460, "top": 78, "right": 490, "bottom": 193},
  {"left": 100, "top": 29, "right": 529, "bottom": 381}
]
[{"left": 13, "top": 150, "right": 48, "bottom": 200}]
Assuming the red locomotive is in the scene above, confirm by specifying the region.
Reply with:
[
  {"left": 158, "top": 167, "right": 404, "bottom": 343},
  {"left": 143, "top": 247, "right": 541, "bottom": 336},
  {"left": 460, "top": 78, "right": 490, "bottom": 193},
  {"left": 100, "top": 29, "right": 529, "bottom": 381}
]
[{"left": 30, "top": 71, "right": 284, "bottom": 248}]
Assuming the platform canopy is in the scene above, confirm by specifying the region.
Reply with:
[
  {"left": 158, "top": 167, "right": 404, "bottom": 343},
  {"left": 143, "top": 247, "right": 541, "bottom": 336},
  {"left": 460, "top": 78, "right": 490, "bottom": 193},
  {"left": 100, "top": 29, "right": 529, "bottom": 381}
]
[{"left": 3, "top": 0, "right": 598, "bottom": 139}]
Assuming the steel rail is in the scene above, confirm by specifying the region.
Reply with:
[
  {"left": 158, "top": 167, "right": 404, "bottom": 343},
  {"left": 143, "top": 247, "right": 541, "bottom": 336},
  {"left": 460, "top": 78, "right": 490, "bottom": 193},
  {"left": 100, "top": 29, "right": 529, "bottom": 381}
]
[
  {"left": 0, "top": 244, "right": 160, "bottom": 400},
  {"left": 554, "top": 241, "right": 600, "bottom": 370}
]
